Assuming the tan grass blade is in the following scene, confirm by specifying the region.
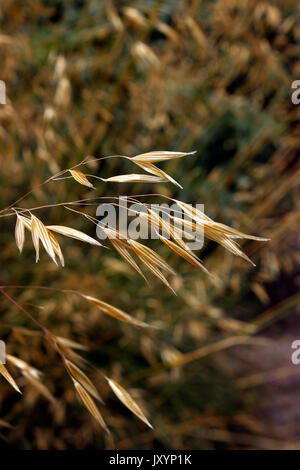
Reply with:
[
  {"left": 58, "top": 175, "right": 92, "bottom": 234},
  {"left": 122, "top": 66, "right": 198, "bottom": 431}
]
[
  {"left": 106, "top": 377, "right": 153, "bottom": 429},
  {"left": 73, "top": 380, "right": 109, "bottom": 433},
  {"left": 157, "top": 232, "right": 213, "bottom": 277},
  {"left": 102, "top": 174, "right": 167, "bottom": 183},
  {"left": 177, "top": 200, "right": 268, "bottom": 241},
  {"left": 47, "top": 225, "right": 103, "bottom": 247},
  {"left": 146, "top": 209, "right": 195, "bottom": 253},
  {"left": 17, "top": 214, "right": 32, "bottom": 231},
  {"left": 69, "top": 169, "right": 95, "bottom": 189},
  {"left": 169, "top": 231, "right": 195, "bottom": 253},
  {"left": 221, "top": 237, "right": 255, "bottom": 266},
  {"left": 47, "top": 230, "right": 64, "bottom": 266},
  {"left": 205, "top": 227, "right": 255, "bottom": 266},
  {"left": 55, "top": 336, "right": 88, "bottom": 351},
  {"left": 174, "top": 201, "right": 263, "bottom": 263},
  {"left": 0, "top": 363, "right": 21, "bottom": 393},
  {"left": 203, "top": 221, "right": 269, "bottom": 242},
  {"left": 176, "top": 200, "right": 211, "bottom": 222},
  {"left": 31, "top": 215, "right": 57, "bottom": 264},
  {"left": 133, "top": 161, "right": 182, "bottom": 189},
  {"left": 110, "top": 239, "right": 147, "bottom": 282},
  {"left": 132, "top": 150, "right": 196, "bottom": 163},
  {"left": 15, "top": 215, "right": 25, "bottom": 253},
  {"left": 6, "top": 354, "right": 41, "bottom": 379},
  {"left": 65, "top": 360, "right": 101, "bottom": 401},
  {"left": 161, "top": 214, "right": 208, "bottom": 253},
  {"left": 102, "top": 227, "right": 148, "bottom": 281},
  {"left": 137, "top": 253, "right": 176, "bottom": 294},
  {"left": 84, "top": 295, "right": 154, "bottom": 328},
  {"left": 127, "top": 239, "right": 176, "bottom": 275},
  {"left": 140, "top": 208, "right": 175, "bottom": 239},
  {"left": 169, "top": 215, "right": 201, "bottom": 237},
  {"left": 138, "top": 210, "right": 161, "bottom": 231},
  {"left": 31, "top": 216, "right": 40, "bottom": 262},
  {"left": 101, "top": 226, "right": 120, "bottom": 240}
]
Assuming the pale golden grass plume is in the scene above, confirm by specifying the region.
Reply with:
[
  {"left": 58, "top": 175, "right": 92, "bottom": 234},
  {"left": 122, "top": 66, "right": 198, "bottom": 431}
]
[{"left": 1, "top": 149, "right": 268, "bottom": 435}]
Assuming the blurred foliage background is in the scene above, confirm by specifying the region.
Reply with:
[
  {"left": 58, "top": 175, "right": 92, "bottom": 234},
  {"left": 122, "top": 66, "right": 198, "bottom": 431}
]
[{"left": 0, "top": 0, "right": 300, "bottom": 450}]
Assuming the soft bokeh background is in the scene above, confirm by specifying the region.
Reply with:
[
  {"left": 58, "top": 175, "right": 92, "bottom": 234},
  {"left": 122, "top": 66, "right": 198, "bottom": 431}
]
[{"left": 0, "top": 0, "right": 299, "bottom": 449}]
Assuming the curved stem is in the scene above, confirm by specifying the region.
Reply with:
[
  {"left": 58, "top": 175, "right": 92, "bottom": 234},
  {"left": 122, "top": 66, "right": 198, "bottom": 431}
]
[{"left": 0, "top": 154, "right": 128, "bottom": 217}]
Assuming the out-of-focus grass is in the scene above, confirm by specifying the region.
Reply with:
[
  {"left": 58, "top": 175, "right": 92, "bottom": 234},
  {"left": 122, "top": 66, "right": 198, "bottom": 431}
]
[{"left": 0, "top": 0, "right": 299, "bottom": 449}]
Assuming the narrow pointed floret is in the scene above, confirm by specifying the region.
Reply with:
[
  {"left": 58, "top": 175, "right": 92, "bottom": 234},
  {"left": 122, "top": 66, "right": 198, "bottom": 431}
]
[
  {"left": 106, "top": 377, "right": 153, "bottom": 429},
  {"left": 132, "top": 150, "right": 196, "bottom": 163},
  {"left": 15, "top": 215, "right": 25, "bottom": 253},
  {"left": 47, "top": 225, "right": 103, "bottom": 247},
  {"left": 31, "top": 215, "right": 57, "bottom": 264},
  {"left": 69, "top": 169, "right": 95, "bottom": 189}
]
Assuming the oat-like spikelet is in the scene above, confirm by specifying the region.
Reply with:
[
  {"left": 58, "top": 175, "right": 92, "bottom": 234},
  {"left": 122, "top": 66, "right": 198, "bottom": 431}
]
[
  {"left": 17, "top": 214, "right": 32, "bottom": 230},
  {"left": 101, "top": 227, "right": 147, "bottom": 280},
  {"left": 0, "top": 363, "right": 21, "bottom": 394},
  {"left": 14, "top": 214, "right": 63, "bottom": 265},
  {"left": 65, "top": 360, "right": 101, "bottom": 401},
  {"left": 205, "top": 228, "right": 256, "bottom": 266},
  {"left": 69, "top": 169, "right": 95, "bottom": 189},
  {"left": 13, "top": 214, "right": 31, "bottom": 254},
  {"left": 174, "top": 199, "right": 268, "bottom": 265},
  {"left": 55, "top": 336, "right": 88, "bottom": 351},
  {"left": 83, "top": 295, "right": 154, "bottom": 328},
  {"left": 102, "top": 174, "right": 167, "bottom": 183},
  {"left": 204, "top": 221, "right": 269, "bottom": 242},
  {"left": 15, "top": 214, "right": 25, "bottom": 253},
  {"left": 101, "top": 150, "right": 196, "bottom": 188},
  {"left": 99, "top": 225, "right": 177, "bottom": 290},
  {"left": 127, "top": 239, "right": 176, "bottom": 275},
  {"left": 132, "top": 150, "right": 196, "bottom": 163},
  {"left": 14, "top": 214, "right": 102, "bottom": 265},
  {"left": 6, "top": 354, "right": 55, "bottom": 403},
  {"left": 31, "top": 215, "right": 57, "bottom": 264},
  {"left": 176, "top": 200, "right": 211, "bottom": 222},
  {"left": 47, "top": 230, "right": 65, "bottom": 267},
  {"left": 109, "top": 238, "right": 147, "bottom": 281},
  {"left": 31, "top": 216, "right": 40, "bottom": 263},
  {"left": 132, "top": 161, "right": 182, "bottom": 189},
  {"left": 73, "top": 380, "right": 109, "bottom": 433},
  {"left": 47, "top": 225, "right": 103, "bottom": 247},
  {"left": 177, "top": 200, "right": 268, "bottom": 241},
  {"left": 156, "top": 231, "right": 213, "bottom": 277},
  {"left": 106, "top": 377, "right": 153, "bottom": 429},
  {"left": 137, "top": 253, "right": 175, "bottom": 294},
  {"left": 103, "top": 222, "right": 177, "bottom": 287},
  {"left": 143, "top": 209, "right": 194, "bottom": 253}
]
